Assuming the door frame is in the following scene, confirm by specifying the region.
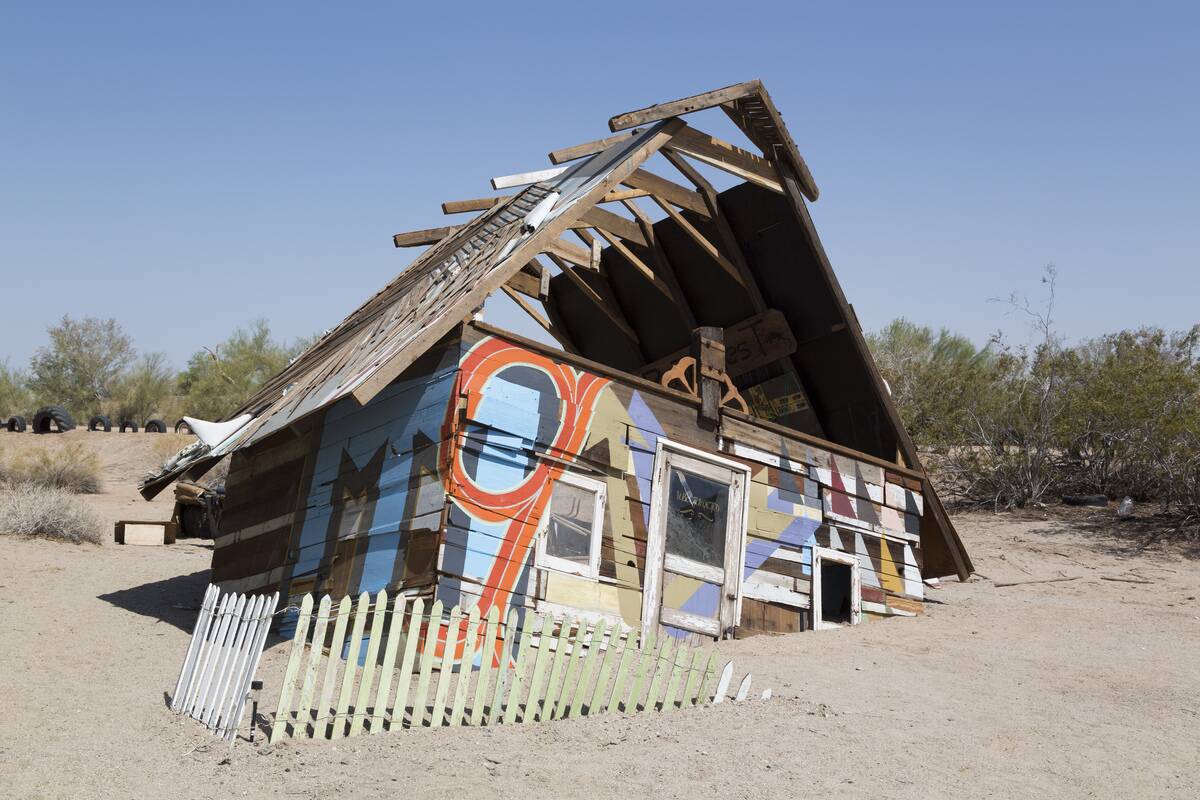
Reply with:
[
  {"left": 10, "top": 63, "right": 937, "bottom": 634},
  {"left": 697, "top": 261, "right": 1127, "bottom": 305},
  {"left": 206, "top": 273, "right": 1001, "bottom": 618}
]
[
  {"left": 641, "top": 439, "right": 751, "bottom": 640},
  {"left": 811, "top": 546, "right": 862, "bottom": 630}
]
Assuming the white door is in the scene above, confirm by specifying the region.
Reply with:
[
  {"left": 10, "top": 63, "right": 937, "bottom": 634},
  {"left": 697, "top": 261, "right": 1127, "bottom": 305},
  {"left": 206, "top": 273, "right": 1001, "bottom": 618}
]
[{"left": 642, "top": 441, "right": 749, "bottom": 640}]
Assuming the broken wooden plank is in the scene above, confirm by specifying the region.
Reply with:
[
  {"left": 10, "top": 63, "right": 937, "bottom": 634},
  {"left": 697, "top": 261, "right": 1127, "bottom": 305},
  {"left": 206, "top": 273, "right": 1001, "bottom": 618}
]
[
  {"left": 441, "top": 196, "right": 512, "bottom": 215},
  {"left": 393, "top": 225, "right": 462, "bottom": 248},
  {"left": 548, "top": 131, "right": 639, "bottom": 164}
]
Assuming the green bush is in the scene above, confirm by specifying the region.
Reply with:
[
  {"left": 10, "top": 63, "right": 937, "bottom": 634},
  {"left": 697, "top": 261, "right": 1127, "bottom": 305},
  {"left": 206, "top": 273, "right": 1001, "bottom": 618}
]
[
  {"left": 176, "top": 320, "right": 311, "bottom": 420},
  {"left": 869, "top": 285, "right": 1200, "bottom": 517}
]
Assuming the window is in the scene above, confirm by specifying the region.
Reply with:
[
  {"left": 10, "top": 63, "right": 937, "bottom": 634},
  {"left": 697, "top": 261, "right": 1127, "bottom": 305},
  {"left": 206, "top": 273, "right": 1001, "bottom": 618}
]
[
  {"left": 536, "top": 472, "right": 606, "bottom": 579},
  {"left": 811, "top": 547, "right": 861, "bottom": 630},
  {"left": 664, "top": 466, "right": 730, "bottom": 569}
]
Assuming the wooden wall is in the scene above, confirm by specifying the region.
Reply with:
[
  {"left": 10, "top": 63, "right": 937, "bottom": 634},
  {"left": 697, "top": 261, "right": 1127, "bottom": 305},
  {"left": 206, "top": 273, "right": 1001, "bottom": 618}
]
[{"left": 212, "top": 324, "right": 925, "bottom": 640}]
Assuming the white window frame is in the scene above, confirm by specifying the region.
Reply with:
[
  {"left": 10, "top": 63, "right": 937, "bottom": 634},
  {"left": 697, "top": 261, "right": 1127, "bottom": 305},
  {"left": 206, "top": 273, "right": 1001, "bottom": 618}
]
[
  {"left": 535, "top": 471, "right": 607, "bottom": 580},
  {"left": 641, "top": 439, "right": 751, "bottom": 640},
  {"left": 811, "top": 546, "right": 862, "bottom": 630}
]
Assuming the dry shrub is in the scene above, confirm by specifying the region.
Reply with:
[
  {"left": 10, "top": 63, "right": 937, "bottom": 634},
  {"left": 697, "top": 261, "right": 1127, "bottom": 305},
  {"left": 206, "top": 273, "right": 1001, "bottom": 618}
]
[
  {"left": 0, "top": 483, "right": 103, "bottom": 544},
  {"left": 2, "top": 442, "right": 102, "bottom": 493}
]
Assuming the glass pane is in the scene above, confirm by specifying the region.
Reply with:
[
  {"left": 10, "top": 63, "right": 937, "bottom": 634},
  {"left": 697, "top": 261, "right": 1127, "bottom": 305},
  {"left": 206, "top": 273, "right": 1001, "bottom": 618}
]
[
  {"left": 545, "top": 482, "right": 596, "bottom": 565},
  {"left": 664, "top": 467, "right": 729, "bottom": 569}
]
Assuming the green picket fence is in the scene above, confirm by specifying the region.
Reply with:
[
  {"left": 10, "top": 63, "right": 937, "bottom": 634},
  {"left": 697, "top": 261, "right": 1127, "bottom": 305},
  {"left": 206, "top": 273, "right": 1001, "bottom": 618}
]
[{"left": 269, "top": 591, "right": 751, "bottom": 742}]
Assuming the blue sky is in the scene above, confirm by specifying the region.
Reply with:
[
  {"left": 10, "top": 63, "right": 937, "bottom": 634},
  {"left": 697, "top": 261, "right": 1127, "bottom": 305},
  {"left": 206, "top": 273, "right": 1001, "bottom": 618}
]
[{"left": 2, "top": 1, "right": 1197, "bottom": 369}]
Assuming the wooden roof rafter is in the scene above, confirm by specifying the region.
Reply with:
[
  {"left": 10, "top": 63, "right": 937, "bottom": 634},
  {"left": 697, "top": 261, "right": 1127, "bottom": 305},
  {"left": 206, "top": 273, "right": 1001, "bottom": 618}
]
[{"left": 607, "top": 79, "right": 819, "bottom": 202}]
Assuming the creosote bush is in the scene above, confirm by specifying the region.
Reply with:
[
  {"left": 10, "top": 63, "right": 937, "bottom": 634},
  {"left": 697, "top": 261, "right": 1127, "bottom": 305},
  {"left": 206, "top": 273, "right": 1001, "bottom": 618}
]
[
  {"left": 0, "top": 483, "right": 104, "bottom": 544},
  {"left": 1, "top": 442, "right": 103, "bottom": 494},
  {"left": 870, "top": 273, "right": 1200, "bottom": 524}
]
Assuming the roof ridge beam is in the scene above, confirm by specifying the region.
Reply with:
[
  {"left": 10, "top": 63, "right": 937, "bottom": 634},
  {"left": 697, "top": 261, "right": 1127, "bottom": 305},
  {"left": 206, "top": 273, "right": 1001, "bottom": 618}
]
[{"left": 607, "top": 81, "right": 762, "bottom": 132}]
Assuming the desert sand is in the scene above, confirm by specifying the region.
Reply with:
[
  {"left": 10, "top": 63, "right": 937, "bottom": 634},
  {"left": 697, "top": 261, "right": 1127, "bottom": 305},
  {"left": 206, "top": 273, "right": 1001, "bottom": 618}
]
[{"left": 1, "top": 432, "right": 1197, "bottom": 799}]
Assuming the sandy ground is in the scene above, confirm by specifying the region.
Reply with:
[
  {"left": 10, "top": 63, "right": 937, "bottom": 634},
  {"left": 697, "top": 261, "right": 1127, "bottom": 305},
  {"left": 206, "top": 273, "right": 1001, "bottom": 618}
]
[{"left": 1, "top": 432, "right": 1198, "bottom": 799}]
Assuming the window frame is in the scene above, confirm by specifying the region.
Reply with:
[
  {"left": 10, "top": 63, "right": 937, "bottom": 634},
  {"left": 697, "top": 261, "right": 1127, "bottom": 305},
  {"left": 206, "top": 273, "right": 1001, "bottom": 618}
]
[{"left": 534, "top": 470, "right": 607, "bottom": 581}]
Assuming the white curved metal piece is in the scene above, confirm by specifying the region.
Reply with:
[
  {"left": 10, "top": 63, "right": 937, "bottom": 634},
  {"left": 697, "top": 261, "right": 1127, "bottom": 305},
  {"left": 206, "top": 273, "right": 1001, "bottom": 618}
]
[
  {"left": 521, "top": 191, "right": 560, "bottom": 233},
  {"left": 184, "top": 413, "right": 253, "bottom": 448}
]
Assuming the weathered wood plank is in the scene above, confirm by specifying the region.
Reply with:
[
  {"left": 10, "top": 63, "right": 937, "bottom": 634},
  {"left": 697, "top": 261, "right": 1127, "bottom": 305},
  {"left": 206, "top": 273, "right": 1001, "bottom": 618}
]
[
  {"left": 371, "top": 595, "right": 406, "bottom": 733},
  {"left": 393, "top": 225, "right": 462, "bottom": 248},
  {"left": 660, "top": 642, "right": 689, "bottom": 712},
  {"left": 294, "top": 594, "right": 331, "bottom": 737},
  {"left": 568, "top": 619, "right": 606, "bottom": 718},
  {"left": 711, "top": 660, "right": 734, "bottom": 703},
  {"left": 622, "top": 169, "right": 710, "bottom": 217},
  {"left": 502, "top": 611, "right": 535, "bottom": 724},
  {"left": 315, "top": 595, "right": 351, "bottom": 737},
  {"left": 172, "top": 584, "right": 217, "bottom": 712},
  {"left": 349, "top": 590, "right": 388, "bottom": 736},
  {"left": 389, "top": 596, "right": 424, "bottom": 730},
  {"left": 605, "top": 631, "right": 641, "bottom": 714},
  {"left": 413, "top": 599, "right": 443, "bottom": 728},
  {"left": 432, "top": 604, "right": 463, "bottom": 727},
  {"left": 625, "top": 632, "right": 658, "bottom": 713},
  {"left": 548, "top": 131, "right": 638, "bottom": 164},
  {"left": 542, "top": 618, "right": 576, "bottom": 721},
  {"left": 269, "top": 593, "right": 312, "bottom": 743},
  {"left": 523, "top": 614, "right": 556, "bottom": 723},
  {"left": 470, "top": 607, "right": 500, "bottom": 726},
  {"left": 643, "top": 637, "right": 675, "bottom": 711},
  {"left": 332, "top": 592, "right": 370, "bottom": 737},
  {"left": 608, "top": 81, "right": 762, "bottom": 132},
  {"left": 450, "top": 606, "right": 480, "bottom": 727}
]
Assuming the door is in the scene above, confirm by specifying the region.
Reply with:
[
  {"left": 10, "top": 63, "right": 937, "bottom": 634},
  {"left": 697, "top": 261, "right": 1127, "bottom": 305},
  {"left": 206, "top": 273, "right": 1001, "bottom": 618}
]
[{"left": 642, "top": 442, "right": 749, "bottom": 640}]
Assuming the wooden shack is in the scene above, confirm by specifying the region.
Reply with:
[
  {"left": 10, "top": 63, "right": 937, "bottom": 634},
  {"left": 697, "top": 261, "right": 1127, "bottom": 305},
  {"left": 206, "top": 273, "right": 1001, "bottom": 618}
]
[{"left": 142, "top": 81, "right": 972, "bottom": 642}]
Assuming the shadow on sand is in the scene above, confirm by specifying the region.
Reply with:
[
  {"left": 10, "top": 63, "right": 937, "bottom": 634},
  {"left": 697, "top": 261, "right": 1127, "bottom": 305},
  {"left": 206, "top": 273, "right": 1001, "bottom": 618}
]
[{"left": 98, "top": 569, "right": 212, "bottom": 632}]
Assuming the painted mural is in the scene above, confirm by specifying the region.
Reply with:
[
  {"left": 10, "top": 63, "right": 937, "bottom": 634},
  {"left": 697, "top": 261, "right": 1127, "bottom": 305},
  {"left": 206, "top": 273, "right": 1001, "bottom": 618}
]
[{"left": 230, "top": 328, "right": 926, "bottom": 648}]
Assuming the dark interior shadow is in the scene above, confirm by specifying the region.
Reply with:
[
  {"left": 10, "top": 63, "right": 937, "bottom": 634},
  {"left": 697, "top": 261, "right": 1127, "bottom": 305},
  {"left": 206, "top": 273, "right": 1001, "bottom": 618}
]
[{"left": 98, "top": 569, "right": 213, "bottom": 632}]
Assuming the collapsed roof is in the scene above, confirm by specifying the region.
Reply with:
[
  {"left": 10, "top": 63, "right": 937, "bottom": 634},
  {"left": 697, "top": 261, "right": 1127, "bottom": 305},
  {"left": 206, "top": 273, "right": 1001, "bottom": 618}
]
[{"left": 141, "top": 80, "right": 972, "bottom": 580}]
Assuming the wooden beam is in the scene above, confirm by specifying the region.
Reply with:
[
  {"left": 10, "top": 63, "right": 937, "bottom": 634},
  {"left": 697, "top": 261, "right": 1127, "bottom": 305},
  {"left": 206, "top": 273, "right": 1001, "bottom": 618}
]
[
  {"left": 608, "top": 81, "right": 762, "bottom": 132},
  {"left": 720, "top": 88, "right": 820, "bottom": 202},
  {"left": 392, "top": 225, "right": 462, "bottom": 248},
  {"left": 441, "top": 196, "right": 511, "bottom": 215},
  {"left": 548, "top": 131, "right": 638, "bottom": 165},
  {"left": 620, "top": 199, "right": 697, "bottom": 329},
  {"left": 579, "top": 207, "right": 646, "bottom": 247},
  {"left": 490, "top": 166, "right": 567, "bottom": 190},
  {"left": 506, "top": 259, "right": 548, "bottom": 300},
  {"left": 622, "top": 169, "right": 710, "bottom": 218},
  {"left": 592, "top": 228, "right": 676, "bottom": 303},
  {"left": 662, "top": 150, "right": 766, "bottom": 309},
  {"left": 499, "top": 285, "right": 578, "bottom": 354},
  {"left": 598, "top": 188, "right": 650, "bottom": 203},
  {"left": 541, "top": 237, "right": 592, "bottom": 268},
  {"left": 638, "top": 309, "right": 797, "bottom": 382},
  {"left": 647, "top": 195, "right": 745, "bottom": 288},
  {"left": 665, "top": 124, "right": 783, "bottom": 194},
  {"left": 351, "top": 119, "right": 684, "bottom": 405},
  {"left": 549, "top": 254, "right": 641, "bottom": 345}
]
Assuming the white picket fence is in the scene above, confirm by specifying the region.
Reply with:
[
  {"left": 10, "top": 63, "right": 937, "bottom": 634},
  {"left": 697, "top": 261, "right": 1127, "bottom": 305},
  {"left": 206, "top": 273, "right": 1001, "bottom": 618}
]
[
  {"left": 269, "top": 591, "right": 760, "bottom": 742},
  {"left": 172, "top": 584, "right": 280, "bottom": 743}
]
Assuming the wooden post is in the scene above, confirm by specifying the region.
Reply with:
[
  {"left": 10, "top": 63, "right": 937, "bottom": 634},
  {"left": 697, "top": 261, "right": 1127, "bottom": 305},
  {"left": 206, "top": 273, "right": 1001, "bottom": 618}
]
[{"left": 692, "top": 326, "right": 725, "bottom": 428}]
